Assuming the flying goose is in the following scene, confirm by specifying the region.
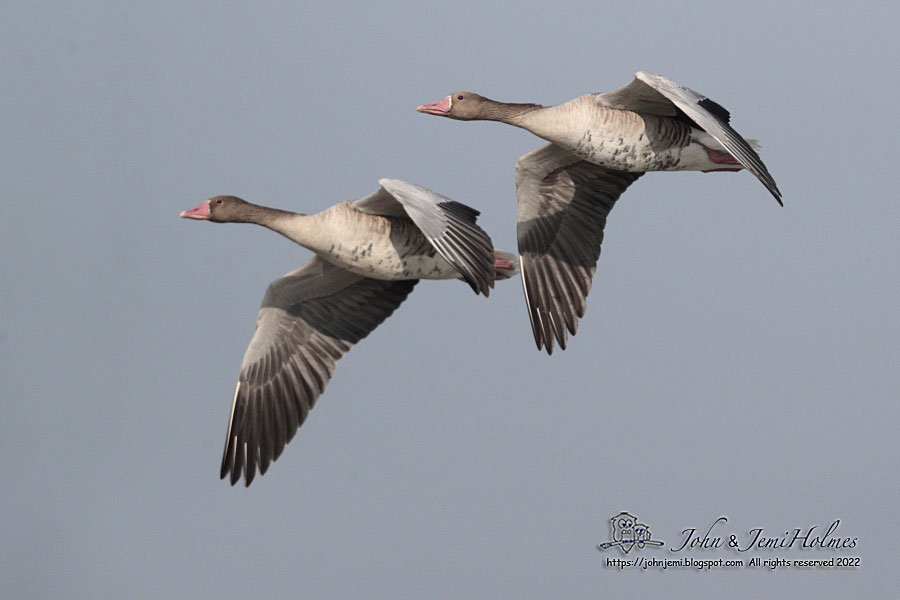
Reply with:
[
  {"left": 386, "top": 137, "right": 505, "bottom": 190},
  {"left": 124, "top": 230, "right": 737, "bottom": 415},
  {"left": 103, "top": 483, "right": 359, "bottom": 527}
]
[
  {"left": 180, "top": 179, "right": 517, "bottom": 485},
  {"left": 418, "top": 71, "right": 782, "bottom": 354}
]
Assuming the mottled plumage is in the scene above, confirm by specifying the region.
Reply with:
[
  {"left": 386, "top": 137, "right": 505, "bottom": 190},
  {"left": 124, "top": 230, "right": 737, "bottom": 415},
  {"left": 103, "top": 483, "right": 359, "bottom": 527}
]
[
  {"left": 418, "top": 71, "right": 782, "bottom": 353},
  {"left": 181, "top": 179, "right": 517, "bottom": 485}
]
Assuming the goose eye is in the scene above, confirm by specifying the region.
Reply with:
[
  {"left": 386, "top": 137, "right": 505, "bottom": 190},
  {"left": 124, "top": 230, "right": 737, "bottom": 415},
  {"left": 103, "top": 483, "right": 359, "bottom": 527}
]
[
  {"left": 215, "top": 198, "right": 223, "bottom": 204},
  {"left": 457, "top": 95, "right": 463, "bottom": 100}
]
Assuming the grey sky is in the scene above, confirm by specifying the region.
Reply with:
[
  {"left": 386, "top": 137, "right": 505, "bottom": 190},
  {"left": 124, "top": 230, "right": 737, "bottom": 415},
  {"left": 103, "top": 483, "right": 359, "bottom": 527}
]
[{"left": 2, "top": 1, "right": 898, "bottom": 597}]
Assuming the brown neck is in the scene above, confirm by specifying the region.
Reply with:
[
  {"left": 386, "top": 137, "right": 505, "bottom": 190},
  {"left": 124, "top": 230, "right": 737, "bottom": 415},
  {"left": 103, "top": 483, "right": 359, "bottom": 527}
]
[
  {"left": 226, "top": 202, "right": 317, "bottom": 248},
  {"left": 478, "top": 99, "right": 543, "bottom": 123},
  {"left": 232, "top": 203, "right": 302, "bottom": 226}
]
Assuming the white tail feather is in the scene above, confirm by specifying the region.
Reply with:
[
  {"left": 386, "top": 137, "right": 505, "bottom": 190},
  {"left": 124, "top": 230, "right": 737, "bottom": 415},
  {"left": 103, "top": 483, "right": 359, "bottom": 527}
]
[{"left": 745, "top": 138, "right": 762, "bottom": 154}]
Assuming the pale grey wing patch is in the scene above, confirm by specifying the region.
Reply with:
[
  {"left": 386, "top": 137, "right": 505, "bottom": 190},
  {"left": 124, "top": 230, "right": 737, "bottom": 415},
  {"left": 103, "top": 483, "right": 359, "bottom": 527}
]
[
  {"left": 594, "top": 74, "right": 731, "bottom": 123},
  {"left": 376, "top": 178, "right": 495, "bottom": 296},
  {"left": 593, "top": 76, "right": 680, "bottom": 116},
  {"left": 634, "top": 71, "right": 782, "bottom": 205},
  {"left": 516, "top": 144, "right": 643, "bottom": 355},
  {"left": 220, "top": 257, "right": 417, "bottom": 486},
  {"left": 349, "top": 187, "right": 409, "bottom": 218}
]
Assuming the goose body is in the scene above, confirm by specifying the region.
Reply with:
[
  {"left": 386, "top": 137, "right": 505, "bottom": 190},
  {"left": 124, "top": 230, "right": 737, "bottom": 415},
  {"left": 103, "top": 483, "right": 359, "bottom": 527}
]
[
  {"left": 512, "top": 95, "right": 747, "bottom": 174},
  {"left": 269, "top": 200, "right": 461, "bottom": 281},
  {"left": 418, "top": 71, "right": 782, "bottom": 354},
  {"left": 181, "top": 179, "right": 516, "bottom": 486}
]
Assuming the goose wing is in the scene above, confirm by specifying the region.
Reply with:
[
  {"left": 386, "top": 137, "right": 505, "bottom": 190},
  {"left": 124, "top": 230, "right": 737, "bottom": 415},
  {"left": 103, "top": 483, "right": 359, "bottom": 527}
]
[
  {"left": 594, "top": 71, "right": 781, "bottom": 204},
  {"left": 352, "top": 179, "right": 496, "bottom": 295},
  {"left": 221, "top": 256, "right": 417, "bottom": 486},
  {"left": 516, "top": 143, "right": 642, "bottom": 354}
]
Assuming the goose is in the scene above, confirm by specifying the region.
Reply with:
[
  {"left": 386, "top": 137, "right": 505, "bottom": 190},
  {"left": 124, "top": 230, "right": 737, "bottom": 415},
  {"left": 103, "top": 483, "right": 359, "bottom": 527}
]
[
  {"left": 418, "top": 71, "right": 782, "bottom": 354},
  {"left": 180, "top": 178, "right": 517, "bottom": 486}
]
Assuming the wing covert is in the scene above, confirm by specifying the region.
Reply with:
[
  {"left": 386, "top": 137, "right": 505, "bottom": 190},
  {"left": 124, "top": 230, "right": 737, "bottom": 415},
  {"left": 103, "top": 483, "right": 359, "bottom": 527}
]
[{"left": 352, "top": 179, "right": 497, "bottom": 295}]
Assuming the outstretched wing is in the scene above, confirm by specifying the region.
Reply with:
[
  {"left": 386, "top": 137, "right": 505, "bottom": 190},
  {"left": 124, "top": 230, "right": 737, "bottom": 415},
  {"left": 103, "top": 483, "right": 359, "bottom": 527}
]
[
  {"left": 221, "top": 256, "right": 417, "bottom": 486},
  {"left": 516, "top": 143, "right": 642, "bottom": 354},
  {"left": 352, "top": 179, "right": 496, "bottom": 295},
  {"left": 594, "top": 71, "right": 781, "bottom": 204}
]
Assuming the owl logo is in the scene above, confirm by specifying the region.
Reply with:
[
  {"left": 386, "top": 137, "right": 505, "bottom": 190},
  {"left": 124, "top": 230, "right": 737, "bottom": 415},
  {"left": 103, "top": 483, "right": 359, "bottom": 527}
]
[
  {"left": 633, "top": 523, "right": 664, "bottom": 549},
  {"left": 612, "top": 512, "right": 637, "bottom": 550},
  {"left": 597, "top": 511, "right": 664, "bottom": 554},
  {"left": 633, "top": 523, "right": 650, "bottom": 545}
]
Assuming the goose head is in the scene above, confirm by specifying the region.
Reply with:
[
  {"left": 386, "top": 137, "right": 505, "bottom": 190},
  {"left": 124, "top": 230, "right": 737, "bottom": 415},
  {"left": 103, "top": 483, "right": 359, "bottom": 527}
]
[
  {"left": 417, "top": 92, "right": 494, "bottom": 121},
  {"left": 180, "top": 196, "right": 249, "bottom": 223}
]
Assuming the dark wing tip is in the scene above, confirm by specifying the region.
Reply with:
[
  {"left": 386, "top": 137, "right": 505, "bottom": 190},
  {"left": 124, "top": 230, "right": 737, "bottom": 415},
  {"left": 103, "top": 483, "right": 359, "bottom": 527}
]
[
  {"left": 771, "top": 186, "right": 784, "bottom": 206},
  {"left": 755, "top": 164, "right": 782, "bottom": 206},
  {"left": 697, "top": 97, "right": 731, "bottom": 123},
  {"left": 437, "top": 199, "right": 480, "bottom": 222}
]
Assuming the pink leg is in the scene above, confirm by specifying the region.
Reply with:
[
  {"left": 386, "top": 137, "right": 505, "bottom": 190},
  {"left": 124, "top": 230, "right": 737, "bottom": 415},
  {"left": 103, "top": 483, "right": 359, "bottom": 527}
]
[
  {"left": 494, "top": 257, "right": 514, "bottom": 270},
  {"left": 457, "top": 257, "right": 517, "bottom": 283},
  {"left": 492, "top": 257, "right": 515, "bottom": 281},
  {"left": 698, "top": 141, "right": 742, "bottom": 172}
]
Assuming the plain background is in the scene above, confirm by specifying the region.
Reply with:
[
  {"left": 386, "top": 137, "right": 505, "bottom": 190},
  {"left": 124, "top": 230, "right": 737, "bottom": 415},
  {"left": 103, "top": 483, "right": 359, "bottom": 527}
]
[{"left": 2, "top": 1, "right": 897, "bottom": 597}]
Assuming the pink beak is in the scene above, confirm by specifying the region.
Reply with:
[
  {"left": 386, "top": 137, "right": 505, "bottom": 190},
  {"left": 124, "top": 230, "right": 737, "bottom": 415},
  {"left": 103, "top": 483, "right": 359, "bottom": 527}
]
[
  {"left": 416, "top": 96, "right": 451, "bottom": 116},
  {"left": 180, "top": 200, "right": 211, "bottom": 220}
]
